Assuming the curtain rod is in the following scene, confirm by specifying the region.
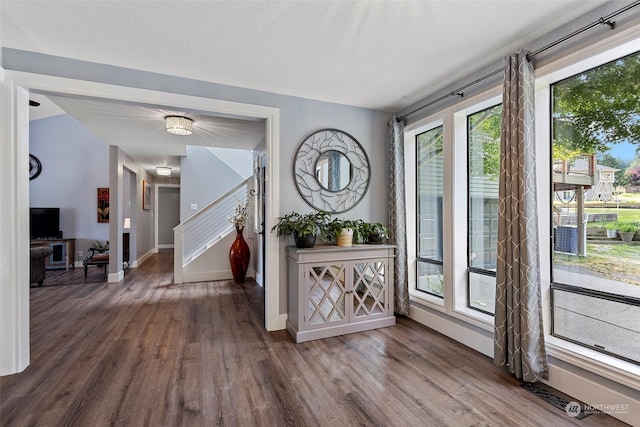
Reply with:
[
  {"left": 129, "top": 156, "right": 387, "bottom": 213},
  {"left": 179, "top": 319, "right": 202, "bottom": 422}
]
[{"left": 398, "top": 0, "right": 640, "bottom": 121}]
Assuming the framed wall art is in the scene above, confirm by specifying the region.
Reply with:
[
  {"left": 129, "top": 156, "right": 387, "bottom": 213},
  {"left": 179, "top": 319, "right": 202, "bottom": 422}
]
[
  {"left": 97, "top": 187, "right": 109, "bottom": 223},
  {"left": 143, "top": 180, "right": 151, "bottom": 210}
]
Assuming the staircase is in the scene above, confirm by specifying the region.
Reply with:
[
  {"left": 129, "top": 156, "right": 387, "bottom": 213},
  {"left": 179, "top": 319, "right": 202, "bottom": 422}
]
[{"left": 173, "top": 146, "right": 255, "bottom": 284}]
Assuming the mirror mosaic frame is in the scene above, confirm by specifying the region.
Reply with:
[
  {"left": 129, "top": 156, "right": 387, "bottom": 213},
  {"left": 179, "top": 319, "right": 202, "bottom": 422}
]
[{"left": 293, "top": 129, "right": 370, "bottom": 213}]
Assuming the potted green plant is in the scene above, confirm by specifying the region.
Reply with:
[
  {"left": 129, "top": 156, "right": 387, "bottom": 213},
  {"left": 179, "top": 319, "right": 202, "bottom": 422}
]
[
  {"left": 602, "top": 221, "right": 619, "bottom": 239},
  {"left": 361, "top": 222, "right": 389, "bottom": 244},
  {"left": 271, "top": 211, "right": 330, "bottom": 248},
  {"left": 325, "top": 218, "right": 364, "bottom": 246},
  {"left": 616, "top": 222, "right": 639, "bottom": 242}
]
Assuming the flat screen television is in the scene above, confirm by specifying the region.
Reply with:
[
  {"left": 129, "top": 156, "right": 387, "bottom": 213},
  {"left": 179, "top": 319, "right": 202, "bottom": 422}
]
[{"left": 30, "top": 207, "right": 60, "bottom": 239}]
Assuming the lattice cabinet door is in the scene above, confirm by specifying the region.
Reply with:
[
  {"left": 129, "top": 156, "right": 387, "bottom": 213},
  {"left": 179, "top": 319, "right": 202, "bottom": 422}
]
[
  {"left": 287, "top": 245, "right": 396, "bottom": 343},
  {"left": 352, "top": 259, "right": 389, "bottom": 321},
  {"left": 303, "top": 263, "right": 348, "bottom": 329}
]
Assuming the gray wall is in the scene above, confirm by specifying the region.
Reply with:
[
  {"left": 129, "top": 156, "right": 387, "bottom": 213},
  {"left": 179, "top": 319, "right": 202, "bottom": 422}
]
[
  {"left": 3, "top": 48, "right": 390, "bottom": 227},
  {"left": 179, "top": 146, "right": 244, "bottom": 221},
  {"left": 29, "top": 114, "right": 109, "bottom": 255},
  {"left": 8, "top": 48, "right": 390, "bottom": 316},
  {"left": 158, "top": 186, "right": 180, "bottom": 245}
]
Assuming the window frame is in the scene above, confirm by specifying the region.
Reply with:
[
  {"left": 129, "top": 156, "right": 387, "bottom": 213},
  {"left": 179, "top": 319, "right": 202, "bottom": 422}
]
[
  {"left": 414, "top": 123, "right": 445, "bottom": 299},
  {"left": 536, "top": 35, "right": 640, "bottom": 380},
  {"left": 406, "top": 117, "right": 446, "bottom": 309},
  {"left": 404, "top": 28, "right": 640, "bottom": 399},
  {"left": 466, "top": 102, "right": 502, "bottom": 316}
]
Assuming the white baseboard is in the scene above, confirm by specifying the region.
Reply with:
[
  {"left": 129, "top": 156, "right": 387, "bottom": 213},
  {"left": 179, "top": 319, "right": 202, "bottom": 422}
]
[
  {"left": 409, "top": 302, "right": 494, "bottom": 357},
  {"left": 546, "top": 358, "right": 640, "bottom": 426},
  {"left": 182, "top": 268, "right": 255, "bottom": 284},
  {"left": 135, "top": 249, "right": 155, "bottom": 267},
  {"left": 408, "top": 302, "right": 639, "bottom": 426}
]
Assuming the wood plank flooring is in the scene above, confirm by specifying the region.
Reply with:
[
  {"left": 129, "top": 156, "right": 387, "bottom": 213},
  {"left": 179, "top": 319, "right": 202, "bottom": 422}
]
[{"left": 1, "top": 250, "right": 626, "bottom": 426}]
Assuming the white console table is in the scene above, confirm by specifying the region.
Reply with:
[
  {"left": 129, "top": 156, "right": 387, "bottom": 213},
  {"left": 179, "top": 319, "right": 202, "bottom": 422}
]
[
  {"left": 287, "top": 244, "right": 396, "bottom": 343},
  {"left": 31, "top": 238, "right": 76, "bottom": 271}
]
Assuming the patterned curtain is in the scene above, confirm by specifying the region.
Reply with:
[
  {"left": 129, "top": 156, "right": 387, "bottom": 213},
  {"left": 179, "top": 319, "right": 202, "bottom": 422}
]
[
  {"left": 388, "top": 116, "right": 409, "bottom": 315},
  {"left": 494, "top": 50, "right": 548, "bottom": 382}
]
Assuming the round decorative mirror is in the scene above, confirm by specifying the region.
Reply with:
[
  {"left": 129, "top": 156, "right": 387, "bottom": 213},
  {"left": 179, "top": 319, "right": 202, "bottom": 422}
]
[
  {"left": 294, "top": 129, "right": 370, "bottom": 213},
  {"left": 315, "top": 150, "right": 352, "bottom": 192}
]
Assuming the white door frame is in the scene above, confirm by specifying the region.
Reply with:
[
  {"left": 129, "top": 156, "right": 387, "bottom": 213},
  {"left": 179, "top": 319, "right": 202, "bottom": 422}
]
[
  {"left": 0, "top": 70, "right": 285, "bottom": 375},
  {"left": 254, "top": 152, "right": 267, "bottom": 288}
]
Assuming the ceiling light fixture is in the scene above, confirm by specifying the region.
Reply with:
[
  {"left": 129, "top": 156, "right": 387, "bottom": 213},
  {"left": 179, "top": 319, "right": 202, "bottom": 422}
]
[
  {"left": 156, "top": 166, "right": 172, "bottom": 176},
  {"left": 165, "top": 115, "right": 193, "bottom": 135}
]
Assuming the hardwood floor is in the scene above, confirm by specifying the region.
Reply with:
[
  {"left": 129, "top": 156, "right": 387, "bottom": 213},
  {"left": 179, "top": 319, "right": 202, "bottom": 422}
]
[{"left": 1, "top": 250, "right": 626, "bottom": 426}]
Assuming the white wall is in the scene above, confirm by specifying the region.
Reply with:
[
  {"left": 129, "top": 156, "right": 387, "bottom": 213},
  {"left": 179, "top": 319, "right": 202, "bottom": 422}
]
[{"left": 29, "top": 114, "right": 109, "bottom": 255}]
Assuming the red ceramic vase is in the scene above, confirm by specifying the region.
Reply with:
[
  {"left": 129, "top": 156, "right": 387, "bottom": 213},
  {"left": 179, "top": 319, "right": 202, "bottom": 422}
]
[{"left": 229, "top": 227, "right": 250, "bottom": 282}]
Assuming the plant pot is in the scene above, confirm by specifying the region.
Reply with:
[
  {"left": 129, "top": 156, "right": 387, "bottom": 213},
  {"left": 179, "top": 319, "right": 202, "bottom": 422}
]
[
  {"left": 618, "top": 231, "right": 636, "bottom": 242},
  {"left": 367, "top": 231, "right": 385, "bottom": 244},
  {"left": 336, "top": 228, "right": 354, "bottom": 247},
  {"left": 229, "top": 227, "right": 250, "bottom": 282},
  {"left": 606, "top": 229, "right": 618, "bottom": 238},
  {"left": 294, "top": 232, "right": 316, "bottom": 248}
]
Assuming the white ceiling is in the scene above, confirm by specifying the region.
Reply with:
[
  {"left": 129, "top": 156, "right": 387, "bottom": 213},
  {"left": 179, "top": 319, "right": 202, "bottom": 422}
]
[
  {"left": 27, "top": 93, "right": 265, "bottom": 177},
  {"left": 4, "top": 1, "right": 611, "bottom": 176},
  {"left": 2, "top": 0, "right": 609, "bottom": 111}
]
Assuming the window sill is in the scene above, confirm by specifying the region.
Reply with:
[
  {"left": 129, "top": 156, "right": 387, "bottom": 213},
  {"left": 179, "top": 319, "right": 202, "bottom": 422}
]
[
  {"left": 546, "top": 335, "right": 640, "bottom": 391},
  {"left": 409, "top": 292, "right": 494, "bottom": 333},
  {"left": 409, "top": 289, "right": 444, "bottom": 308},
  {"left": 452, "top": 305, "right": 494, "bottom": 332}
]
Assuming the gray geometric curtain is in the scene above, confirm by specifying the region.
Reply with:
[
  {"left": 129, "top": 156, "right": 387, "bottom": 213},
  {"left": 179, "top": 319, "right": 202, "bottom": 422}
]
[
  {"left": 388, "top": 116, "right": 409, "bottom": 316},
  {"left": 494, "top": 50, "right": 549, "bottom": 382}
]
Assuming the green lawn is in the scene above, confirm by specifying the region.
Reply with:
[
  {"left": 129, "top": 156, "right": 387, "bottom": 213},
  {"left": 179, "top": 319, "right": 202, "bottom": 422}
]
[
  {"left": 554, "top": 242, "right": 640, "bottom": 286},
  {"left": 584, "top": 207, "right": 640, "bottom": 222}
]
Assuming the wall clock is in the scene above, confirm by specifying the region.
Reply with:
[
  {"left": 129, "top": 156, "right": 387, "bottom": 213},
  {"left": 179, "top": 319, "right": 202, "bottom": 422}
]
[{"left": 29, "top": 154, "right": 42, "bottom": 180}]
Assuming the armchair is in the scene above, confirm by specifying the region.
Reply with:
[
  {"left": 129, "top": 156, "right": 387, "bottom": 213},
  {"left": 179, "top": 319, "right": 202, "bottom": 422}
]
[
  {"left": 83, "top": 241, "right": 109, "bottom": 279},
  {"left": 30, "top": 246, "right": 54, "bottom": 286}
]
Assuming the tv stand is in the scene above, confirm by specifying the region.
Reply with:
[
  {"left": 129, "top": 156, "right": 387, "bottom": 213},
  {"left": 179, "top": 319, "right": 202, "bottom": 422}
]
[{"left": 30, "top": 238, "right": 75, "bottom": 271}]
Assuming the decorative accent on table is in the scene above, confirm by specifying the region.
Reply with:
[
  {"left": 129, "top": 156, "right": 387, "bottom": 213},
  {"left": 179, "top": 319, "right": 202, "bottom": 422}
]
[
  {"left": 271, "top": 211, "right": 330, "bottom": 248},
  {"left": 227, "top": 190, "right": 256, "bottom": 282},
  {"left": 29, "top": 154, "right": 42, "bottom": 180},
  {"left": 293, "top": 129, "right": 370, "bottom": 213},
  {"left": 142, "top": 180, "right": 151, "bottom": 210},
  {"left": 97, "top": 188, "right": 109, "bottom": 223},
  {"left": 326, "top": 218, "right": 364, "bottom": 246},
  {"left": 362, "top": 222, "right": 389, "bottom": 244},
  {"left": 335, "top": 228, "right": 353, "bottom": 246}
]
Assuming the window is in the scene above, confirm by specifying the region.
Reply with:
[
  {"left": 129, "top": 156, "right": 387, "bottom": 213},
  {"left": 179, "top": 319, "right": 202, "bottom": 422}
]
[
  {"left": 467, "top": 104, "right": 501, "bottom": 315},
  {"left": 550, "top": 49, "right": 640, "bottom": 364},
  {"left": 416, "top": 125, "right": 444, "bottom": 297},
  {"left": 406, "top": 34, "right": 640, "bottom": 386}
]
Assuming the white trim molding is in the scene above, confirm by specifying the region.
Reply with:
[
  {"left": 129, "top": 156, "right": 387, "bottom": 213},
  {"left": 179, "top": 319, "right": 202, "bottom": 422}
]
[{"left": 0, "top": 70, "right": 282, "bottom": 374}]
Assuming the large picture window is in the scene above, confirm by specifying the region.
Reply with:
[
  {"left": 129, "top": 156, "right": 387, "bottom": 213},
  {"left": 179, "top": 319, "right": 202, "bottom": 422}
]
[
  {"left": 551, "top": 50, "right": 640, "bottom": 364},
  {"left": 416, "top": 125, "right": 444, "bottom": 297},
  {"left": 467, "top": 104, "right": 501, "bottom": 315},
  {"left": 406, "top": 34, "right": 640, "bottom": 375}
]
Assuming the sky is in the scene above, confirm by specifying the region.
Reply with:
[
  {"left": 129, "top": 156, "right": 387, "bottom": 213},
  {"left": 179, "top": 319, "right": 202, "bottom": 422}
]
[{"left": 607, "top": 140, "right": 637, "bottom": 163}]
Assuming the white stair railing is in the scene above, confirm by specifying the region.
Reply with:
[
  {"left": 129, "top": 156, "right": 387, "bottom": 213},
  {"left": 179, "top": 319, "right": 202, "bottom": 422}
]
[{"left": 174, "top": 179, "right": 250, "bottom": 283}]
